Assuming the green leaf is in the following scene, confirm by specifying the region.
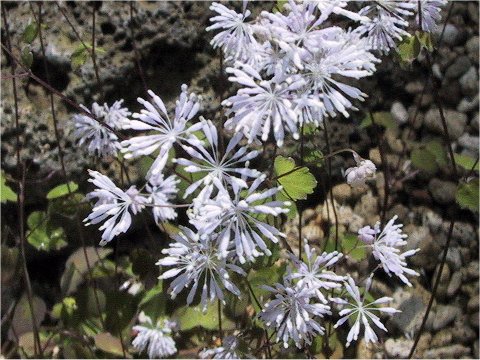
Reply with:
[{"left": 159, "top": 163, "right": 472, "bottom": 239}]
[
  {"left": 1, "top": 171, "right": 17, "bottom": 203},
  {"left": 425, "top": 140, "right": 448, "bottom": 167},
  {"left": 94, "top": 333, "right": 124, "bottom": 357},
  {"left": 21, "top": 47, "right": 34, "bottom": 69},
  {"left": 416, "top": 31, "right": 434, "bottom": 52},
  {"left": 410, "top": 148, "right": 438, "bottom": 174},
  {"left": 46, "top": 181, "right": 78, "bottom": 199},
  {"left": 456, "top": 179, "right": 479, "bottom": 212},
  {"left": 360, "top": 112, "right": 397, "bottom": 129},
  {"left": 71, "top": 45, "right": 89, "bottom": 70},
  {"left": 26, "top": 211, "right": 67, "bottom": 251},
  {"left": 8, "top": 294, "right": 46, "bottom": 339},
  {"left": 139, "top": 282, "right": 164, "bottom": 308},
  {"left": 303, "top": 149, "right": 324, "bottom": 166},
  {"left": 23, "top": 23, "right": 38, "bottom": 44},
  {"left": 396, "top": 34, "right": 421, "bottom": 63},
  {"left": 274, "top": 156, "right": 317, "bottom": 200},
  {"left": 60, "top": 247, "right": 112, "bottom": 294},
  {"left": 454, "top": 154, "right": 479, "bottom": 172},
  {"left": 174, "top": 304, "right": 235, "bottom": 331},
  {"left": 247, "top": 263, "right": 286, "bottom": 305},
  {"left": 341, "top": 233, "right": 365, "bottom": 261}
]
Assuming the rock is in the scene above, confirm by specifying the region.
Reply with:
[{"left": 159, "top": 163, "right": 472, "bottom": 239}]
[
  {"left": 356, "top": 338, "right": 376, "bottom": 359},
  {"left": 472, "top": 112, "right": 479, "bottom": 132},
  {"left": 445, "top": 56, "right": 471, "bottom": 79},
  {"left": 353, "top": 192, "right": 379, "bottom": 225},
  {"left": 434, "top": 263, "right": 451, "bottom": 299},
  {"left": 432, "top": 305, "right": 461, "bottom": 331},
  {"left": 457, "top": 94, "right": 479, "bottom": 113},
  {"left": 458, "top": 133, "right": 479, "bottom": 154},
  {"left": 467, "top": 295, "right": 479, "bottom": 313},
  {"left": 470, "top": 312, "right": 479, "bottom": 328},
  {"left": 451, "top": 222, "right": 477, "bottom": 247},
  {"left": 464, "top": 261, "right": 479, "bottom": 280},
  {"left": 385, "top": 129, "right": 404, "bottom": 154},
  {"left": 461, "top": 282, "right": 479, "bottom": 298},
  {"left": 390, "top": 286, "right": 430, "bottom": 334},
  {"left": 302, "top": 209, "right": 316, "bottom": 223},
  {"left": 428, "top": 178, "right": 457, "bottom": 204},
  {"left": 440, "top": 24, "right": 460, "bottom": 47},
  {"left": 447, "top": 271, "right": 463, "bottom": 296},
  {"left": 431, "top": 328, "right": 454, "bottom": 347},
  {"left": 368, "top": 147, "right": 381, "bottom": 166},
  {"left": 391, "top": 101, "right": 409, "bottom": 125},
  {"left": 405, "top": 81, "right": 424, "bottom": 94},
  {"left": 438, "top": 80, "right": 462, "bottom": 106},
  {"left": 474, "top": 340, "right": 479, "bottom": 360},
  {"left": 422, "top": 209, "right": 443, "bottom": 234},
  {"left": 331, "top": 183, "right": 352, "bottom": 203},
  {"left": 452, "top": 315, "right": 477, "bottom": 344},
  {"left": 424, "top": 345, "right": 471, "bottom": 358},
  {"left": 424, "top": 108, "right": 467, "bottom": 140},
  {"left": 384, "top": 338, "right": 413, "bottom": 359},
  {"left": 466, "top": 36, "right": 479, "bottom": 64},
  {"left": 302, "top": 223, "right": 324, "bottom": 243},
  {"left": 443, "top": 247, "right": 463, "bottom": 271},
  {"left": 459, "top": 66, "right": 479, "bottom": 97},
  {"left": 410, "top": 230, "right": 439, "bottom": 271}
]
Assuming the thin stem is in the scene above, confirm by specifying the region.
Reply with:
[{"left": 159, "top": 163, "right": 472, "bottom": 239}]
[
  {"left": 36, "top": 2, "right": 106, "bottom": 329},
  {"left": 408, "top": 221, "right": 454, "bottom": 358},
  {"left": 91, "top": 4, "right": 103, "bottom": 94},
  {"left": 322, "top": 120, "right": 339, "bottom": 251},
  {"left": 2, "top": 5, "right": 42, "bottom": 357},
  {"left": 129, "top": 2, "right": 148, "bottom": 93},
  {"left": 273, "top": 148, "right": 357, "bottom": 182},
  {"left": 217, "top": 299, "right": 223, "bottom": 341},
  {"left": 246, "top": 279, "right": 272, "bottom": 358},
  {"left": 298, "top": 123, "right": 305, "bottom": 259},
  {"left": 408, "top": 12, "right": 459, "bottom": 356},
  {"left": 369, "top": 111, "right": 390, "bottom": 226},
  {"left": 55, "top": 2, "right": 101, "bottom": 90},
  {"left": 0, "top": 42, "right": 121, "bottom": 137}
]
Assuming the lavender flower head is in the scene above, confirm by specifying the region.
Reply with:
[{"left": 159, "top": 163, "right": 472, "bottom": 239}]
[
  {"left": 73, "top": 100, "right": 130, "bottom": 157},
  {"left": 331, "top": 276, "right": 400, "bottom": 347},
  {"left": 259, "top": 279, "right": 331, "bottom": 349},
  {"left": 84, "top": 170, "right": 148, "bottom": 245},
  {"left": 132, "top": 312, "right": 177, "bottom": 359},
  {"left": 361, "top": 215, "right": 420, "bottom": 286},
  {"left": 345, "top": 153, "right": 376, "bottom": 187},
  {"left": 121, "top": 85, "right": 202, "bottom": 178},
  {"left": 288, "top": 239, "right": 344, "bottom": 303},
  {"left": 157, "top": 226, "right": 246, "bottom": 311}
]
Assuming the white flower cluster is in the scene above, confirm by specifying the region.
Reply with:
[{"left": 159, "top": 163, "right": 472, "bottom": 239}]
[
  {"left": 345, "top": 152, "right": 377, "bottom": 187},
  {"left": 72, "top": 100, "right": 130, "bottom": 157},
  {"left": 132, "top": 312, "right": 177, "bottom": 359},
  {"left": 71, "top": 0, "right": 444, "bottom": 353},
  {"left": 358, "top": 215, "right": 420, "bottom": 286}
]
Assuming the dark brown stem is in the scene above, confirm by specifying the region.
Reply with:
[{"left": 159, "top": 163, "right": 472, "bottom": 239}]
[
  {"left": 129, "top": 2, "right": 148, "bottom": 93},
  {"left": 408, "top": 220, "right": 454, "bottom": 358},
  {"left": 322, "top": 120, "right": 339, "bottom": 250},
  {"left": 0, "top": 42, "right": 121, "bottom": 137},
  {"left": 55, "top": 2, "right": 102, "bottom": 91},
  {"left": 2, "top": 5, "right": 43, "bottom": 357},
  {"left": 91, "top": 5, "right": 103, "bottom": 94},
  {"left": 36, "top": 3, "right": 106, "bottom": 330},
  {"left": 408, "top": 13, "right": 459, "bottom": 357},
  {"left": 369, "top": 111, "right": 390, "bottom": 226},
  {"left": 246, "top": 279, "right": 272, "bottom": 358}
]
